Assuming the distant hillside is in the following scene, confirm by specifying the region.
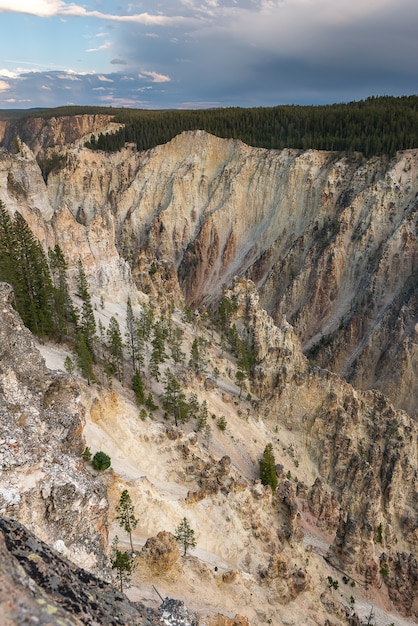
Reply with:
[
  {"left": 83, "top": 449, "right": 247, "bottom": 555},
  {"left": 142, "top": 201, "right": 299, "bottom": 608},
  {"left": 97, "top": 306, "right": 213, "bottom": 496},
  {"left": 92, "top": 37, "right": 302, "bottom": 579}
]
[{"left": 1, "top": 95, "right": 418, "bottom": 157}]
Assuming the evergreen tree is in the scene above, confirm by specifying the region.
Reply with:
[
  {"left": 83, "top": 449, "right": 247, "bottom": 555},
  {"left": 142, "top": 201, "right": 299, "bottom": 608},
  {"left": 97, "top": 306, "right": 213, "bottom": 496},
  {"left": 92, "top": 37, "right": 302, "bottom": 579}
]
[
  {"left": 76, "top": 257, "right": 90, "bottom": 300},
  {"left": 187, "top": 392, "right": 200, "bottom": 422},
  {"left": 151, "top": 319, "right": 168, "bottom": 363},
  {"left": 79, "top": 298, "right": 97, "bottom": 357},
  {"left": 76, "top": 259, "right": 96, "bottom": 359},
  {"left": 235, "top": 367, "right": 247, "bottom": 398},
  {"left": 92, "top": 450, "right": 111, "bottom": 470},
  {"left": 48, "top": 244, "right": 75, "bottom": 339},
  {"left": 75, "top": 332, "right": 94, "bottom": 383},
  {"left": 188, "top": 337, "right": 202, "bottom": 373},
  {"left": 168, "top": 326, "right": 185, "bottom": 364},
  {"left": 259, "top": 443, "right": 278, "bottom": 491},
  {"left": 137, "top": 302, "right": 154, "bottom": 342},
  {"left": 115, "top": 489, "right": 138, "bottom": 553},
  {"left": 149, "top": 352, "right": 161, "bottom": 382},
  {"left": 132, "top": 369, "right": 145, "bottom": 405},
  {"left": 64, "top": 355, "right": 74, "bottom": 373},
  {"left": 162, "top": 369, "right": 188, "bottom": 426},
  {"left": 174, "top": 517, "right": 196, "bottom": 557},
  {"left": 106, "top": 316, "right": 124, "bottom": 382},
  {"left": 125, "top": 297, "right": 142, "bottom": 370},
  {"left": 0, "top": 201, "right": 17, "bottom": 288},
  {"left": 145, "top": 392, "right": 158, "bottom": 411},
  {"left": 110, "top": 536, "right": 134, "bottom": 592},
  {"left": 13, "top": 211, "right": 55, "bottom": 337},
  {"left": 196, "top": 399, "right": 209, "bottom": 432}
]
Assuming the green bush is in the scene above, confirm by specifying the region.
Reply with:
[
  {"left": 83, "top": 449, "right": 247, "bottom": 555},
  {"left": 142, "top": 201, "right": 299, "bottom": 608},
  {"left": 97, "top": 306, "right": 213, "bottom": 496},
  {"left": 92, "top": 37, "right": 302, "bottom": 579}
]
[
  {"left": 260, "top": 443, "right": 278, "bottom": 491},
  {"left": 217, "top": 416, "right": 227, "bottom": 431},
  {"left": 92, "top": 451, "right": 111, "bottom": 470},
  {"left": 82, "top": 446, "right": 92, "bottom": 461}
]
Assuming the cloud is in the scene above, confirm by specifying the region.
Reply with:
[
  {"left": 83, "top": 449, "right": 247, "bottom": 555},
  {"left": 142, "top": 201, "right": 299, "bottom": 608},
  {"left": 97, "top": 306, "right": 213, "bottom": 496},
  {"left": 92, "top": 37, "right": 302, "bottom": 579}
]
[
  {"left": 0, "top": 0, "right": 417, "bottom": 109},
  {"left": 0, "top": 1, "right": 63, "bottom": 17},
  {"left": 0, "top": 69, "right": 18, "bottom": 79},
  {"left": 0, "top": 0, "right": 200, "bottom": 25},
  {"left": 86, "top": 41, "right": 112, "bottom": 52},
  {"left": 56, "top": 73, "right": 81, "bottom": 80},
  {"left": 0, "top": 80, "right": 10, "bottom": 91},
  {"left": 139, "top": 70, "right": 171, "bottom": 84}
]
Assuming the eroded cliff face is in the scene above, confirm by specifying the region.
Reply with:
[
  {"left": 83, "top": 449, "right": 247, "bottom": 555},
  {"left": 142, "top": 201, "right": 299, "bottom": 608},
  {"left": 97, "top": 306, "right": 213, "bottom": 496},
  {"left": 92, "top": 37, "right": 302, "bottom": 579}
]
[
  {"left": 226, "top": 279, "right": 418, "bottom": 619},
  {"left": 1, "top": 114, "right": 117, "bottom": 155},
  {"left": 0, "top": 283, "right": 109, "bottom": 571},
  {"left": 1, "top": 129, "right": 412, "bottom": 415}
]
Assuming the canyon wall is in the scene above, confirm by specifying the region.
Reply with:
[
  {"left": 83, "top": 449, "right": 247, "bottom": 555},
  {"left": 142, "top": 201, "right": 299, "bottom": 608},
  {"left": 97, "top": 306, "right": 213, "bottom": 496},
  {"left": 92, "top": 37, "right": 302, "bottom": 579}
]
[{"left": 0, "top": 124, "right": 416, "bottom": 416}]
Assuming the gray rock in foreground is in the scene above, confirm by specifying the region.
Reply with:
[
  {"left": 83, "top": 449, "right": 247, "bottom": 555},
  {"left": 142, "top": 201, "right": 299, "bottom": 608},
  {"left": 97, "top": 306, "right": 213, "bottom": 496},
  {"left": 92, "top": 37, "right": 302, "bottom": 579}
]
[{"left": 0, "top": 516, "right": 160, "bottom": 625}]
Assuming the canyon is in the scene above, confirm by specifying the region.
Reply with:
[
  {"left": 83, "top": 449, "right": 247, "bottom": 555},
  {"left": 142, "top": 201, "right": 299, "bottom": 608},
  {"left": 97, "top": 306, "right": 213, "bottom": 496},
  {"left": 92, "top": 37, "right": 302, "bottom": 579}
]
[{"left": 0, "top": 114, "right": 416, "bottom": 625}]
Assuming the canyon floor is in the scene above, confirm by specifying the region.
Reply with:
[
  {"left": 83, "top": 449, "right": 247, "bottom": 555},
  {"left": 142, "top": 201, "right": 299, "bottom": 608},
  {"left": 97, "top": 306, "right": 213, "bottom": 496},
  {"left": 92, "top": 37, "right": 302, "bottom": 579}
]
[{"left": 36, "top": 295, "right": 417, "bottom": 626}]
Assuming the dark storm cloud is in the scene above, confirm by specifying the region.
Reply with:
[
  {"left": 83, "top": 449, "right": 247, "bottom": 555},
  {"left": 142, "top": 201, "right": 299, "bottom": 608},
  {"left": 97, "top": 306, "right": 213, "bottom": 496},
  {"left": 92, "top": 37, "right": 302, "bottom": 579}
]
[{"left": 114, "top": 0, "right": 418, "bottom": 107}]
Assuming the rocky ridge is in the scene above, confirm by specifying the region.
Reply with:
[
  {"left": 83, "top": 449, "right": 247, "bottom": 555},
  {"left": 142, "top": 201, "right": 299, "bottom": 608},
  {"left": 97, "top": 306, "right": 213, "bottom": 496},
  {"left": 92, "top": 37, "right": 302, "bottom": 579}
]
[{"left": 0, "top": 283, "right": 108, "bottom": 571}]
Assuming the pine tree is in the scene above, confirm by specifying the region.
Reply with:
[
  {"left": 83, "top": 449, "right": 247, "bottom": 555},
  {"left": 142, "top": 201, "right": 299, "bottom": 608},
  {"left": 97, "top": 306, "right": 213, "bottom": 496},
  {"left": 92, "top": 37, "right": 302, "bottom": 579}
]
[
  {"left": 162, "top": 369, "right": 188, "bottom": 426},
  {"left": 115, "top": 489, "right": 138, "bottom": 553},
  {"left": 76, "top": 332, "right": 94, "bottom": 383},
  {"left": 13, "top": 212, "right": 55, "bottom": 337},
  {"left": 125, "top": 297, "right": 142, "bottom": 370},
  {"left": 259, "top": 443, "right": 278, "bottom": 491},
  {"left": 76, "top": 259, "right": 96, "bottom": 359},
  {"left": 168, "top": 326, "right": 185, "bottom": 364},
  {"left": 145, "top": 392, "right": 158, "bottom": 411},
  {"left": 132, "top": 369, "right": 145, "bottom": 405},
  {"left": 106, "top": 316, "right": 124, "bottom": 382},
  {"left": 188, "top": 338, "right": 201, "bottom": 372},
  {"left": 48, "top": 244, "right": 75, "bottom": 339},
  {"left": 137, "top": 302, "right": 154, "bottom": 342},
  {"left": 0, "top": 201, "right": 17, "bottom": 288},
  {"left": 174, "top": 517, "right": 196, "bottom": 557},
  {"left": 151, "top": 319, "right": 168, "bottom": 363},
  {"left": 235, "top": 367, "right": 247, "bottom": 398},
  {"left": 196, "top": 399, "right": 209, "bottom": 432},
  {"left": 110, "top": 536, "right": 134, "bottom": 592},
  {"left": 76, "top": 257, "right": 89, "bottom": 300},
  {"left": 187, "top": 392, "right": 200, "bottom": 422}
]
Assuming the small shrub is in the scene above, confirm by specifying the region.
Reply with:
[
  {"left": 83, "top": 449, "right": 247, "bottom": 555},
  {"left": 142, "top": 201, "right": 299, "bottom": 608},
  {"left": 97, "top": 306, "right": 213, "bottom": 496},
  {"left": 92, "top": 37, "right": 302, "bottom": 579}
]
[
  {"left": 327, "top": 576, "right": 339, "bottom": 590},
  {"left": 217, "top": 416, "right": 227, "bottom": 431},
  {"left": 92, "top": 451, "right": 111, "bottom": 470},
  {"left": 64, "top": 356, "right": 74, "bottom": 373},
  {"left": 145, "top": 393, "right": 158, "bottom": 411},
  {"left": 380, "top": 563, "right": 389, "bottom": 578},
  {"left": 82, "top": 446, "right": 92, "bottom": 461}
]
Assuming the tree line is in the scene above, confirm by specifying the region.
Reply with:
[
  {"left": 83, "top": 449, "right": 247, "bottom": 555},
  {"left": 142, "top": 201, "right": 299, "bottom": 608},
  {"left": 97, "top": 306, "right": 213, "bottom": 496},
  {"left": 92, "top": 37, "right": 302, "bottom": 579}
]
[{"left": 83, "top": 95, "right": 418, "bottom": 157}]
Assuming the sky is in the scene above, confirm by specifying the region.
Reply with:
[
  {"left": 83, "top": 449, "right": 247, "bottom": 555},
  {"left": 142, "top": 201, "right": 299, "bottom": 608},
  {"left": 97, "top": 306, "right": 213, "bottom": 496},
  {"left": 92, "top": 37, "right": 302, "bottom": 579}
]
[{"left": 0, "top": 0, "right": 417, "bottom": 110}]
